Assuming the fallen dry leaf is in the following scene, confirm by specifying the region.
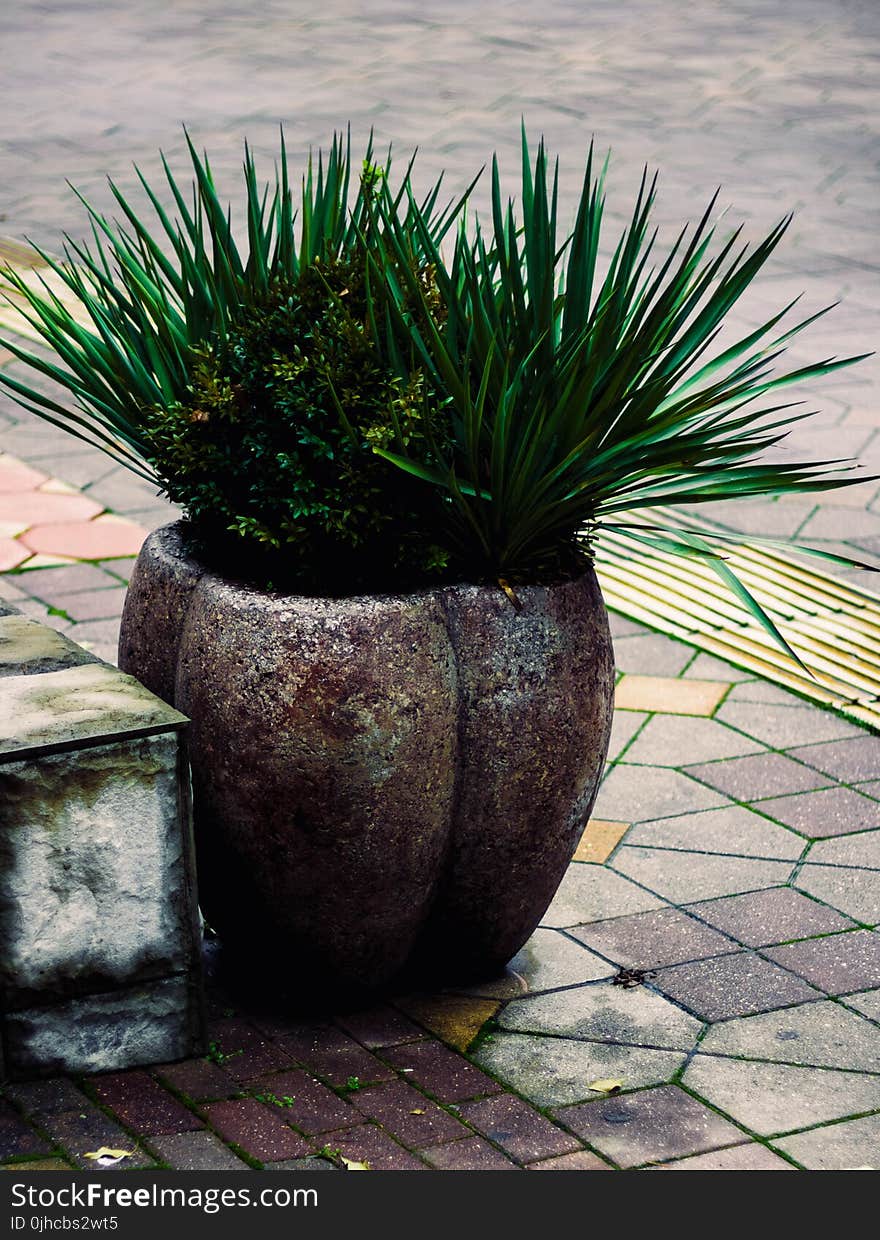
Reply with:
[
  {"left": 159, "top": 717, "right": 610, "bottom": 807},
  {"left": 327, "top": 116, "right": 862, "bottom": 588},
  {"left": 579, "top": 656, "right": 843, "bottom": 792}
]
[
  {"left": 339, "top": 1156, "right": 370, "bottom": 1171},
  {"left": 410, "top": 1109, "right": 425, "bottom": 1115},
  {"left": 84, "top": 1147, "right": 133, "bottom": 1166},
  {"left": 588, "top": 1079, "right": 623, "bottom": 1094}
]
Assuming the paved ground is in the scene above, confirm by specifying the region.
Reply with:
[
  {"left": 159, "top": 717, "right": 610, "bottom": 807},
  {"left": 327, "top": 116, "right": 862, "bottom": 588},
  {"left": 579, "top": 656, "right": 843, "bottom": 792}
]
[{"left": 1, "top": 0, "right": 879, "bottom": 1171}]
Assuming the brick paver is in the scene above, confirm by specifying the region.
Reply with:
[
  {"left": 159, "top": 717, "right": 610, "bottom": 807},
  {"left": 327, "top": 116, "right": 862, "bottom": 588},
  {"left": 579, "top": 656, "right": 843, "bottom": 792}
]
[{"left": 1, "top": 0, "right": 879, "bottom": 1175}]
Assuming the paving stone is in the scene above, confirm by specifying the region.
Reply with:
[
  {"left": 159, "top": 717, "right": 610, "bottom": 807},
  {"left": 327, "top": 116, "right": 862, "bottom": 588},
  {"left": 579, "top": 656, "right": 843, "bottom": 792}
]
[
  {"left": 528, "top": 1150, "right": 612, "bottom": 1170},
  {"left": 570, "top": 907, "right": 739, "bottom": 969},
  {"left": 500, "top": 980, "right": 703, "bottom": 1049},
  {"left": 683, "top": 1055, "right": 880, "bottom": 1136},
  {"left": 594, "top": 765, "right": 726, "bottom": 823},
  {"left": 685, "top": 752, "right": 833, "bottom": 800},
  {"left": 624, "top": 715, "right": 764, "bottom": 766},
  {"left": 245, "top": 1069, "right": 359, "bottom": 1136},
  {"left": 716, "top": 701, "right": 865, "bottom": 747},
  {"left": 760, "top": 786, "right": 880, "bottom": 838},
  {"left": 473, "top": 1032, "right": 685, "bottom": 1107},
  {"left": 459, "top": 1093, "right": 581, "bottom": 1164},
  {"left": 31, "top": 586, "right": 128, "bottom": 623},
  {"left": 540, "top": 862, "right": 665, "bottom": 928},
  {"left": 682, "top": 654, "right": 753, "bottom": 682},
  {"left": 842, "top": 989, "right": 880, "bottom": 1022},
  {"left": 612, "top": 633, "right": 694, "bottom": 677},
  {"left": 807, "top": 829, "right": 880, "bottom": 870},
  {"left": 334, "top": 1006, "right": 426, "bottom": 1049},
  {"left": 686, "top": 886, "right": 856, "bottom": 947},
  {"left": 573, "top": 819, "right": 629, "bottom": 863},
  {"left": 3, "top": 1079, "right": 89, "bottom": 1115},
  {"left": 1, "top": 1158, "right": 73, "bottom": 1171},
  {"left": 611, "top": 847, "right": 793, "bottom": 903},
  {"left": 41, "top": 1106, "right": 155, "bottom": 1170},
  {"left": 772, "top": 1113, "right": 880, "bottom": 1170},
  {"left": 700, "top": 999, "right": 880, "bottom": 1071},
  {"left": 795, "top": 865, "right": 880, "bottom": 925},
  {"left": 393, "top": 995, "right": 500, "bottom": 1053},
  {"left": 607, "top": 711, "right": 647, "bottom": 761},
  {"left": 0, "top": 1101, "right": 50, "bottom": 1161},
  {"left": 421, "top": 1136, "right": 517, "bottom": 1169},
  {"left": 201, "top": 1099, "right": 310, "bottom": 1163},
  {"left": 206, "top": 1019, "right": 295, "bottom": 1082},
  {"left": 320, "top": 1124, "right": 426, "bottom": 1170},
  {"left": 266, "top": 1156, "right": 338, "bottom": 1171},
  {"left": 725, "top": 681, "right": 807, "bottom": 706},
  {"left": 20, "top": 515, "right": 146, "bottom": 559},
  {"left": 788, "top": 736, "right": 880, "bottom": 784},
  {"left": 508, "top": 927, "right": 615, "bottom": 990},
  {"left": 651, "top": 1143, "right": 794, "bottom": 1169},
  {"left": 624, "top": 805, "right": 803, "bottom": 860},
  {"left": 351, "top": 1079, "right": 468, "bottom": 1148},
  {"left": 653, "top": 951, "right": 820, "bottom": 1020},
  {"left": 92, "top": 1070, "right": 203, "bottom": 1135},
  {"left": 150, "top": 1131, "right": 250, "bottom": 1170},
  {"left": 763, "top": 930, "right": 880, "bottom": 994},
  {"left": 13, "top": 562, "right": 122, "bottom": 600},
  {"left": 380, "top": 1040, "right": 501, "bottom": 1104},
  {"left": 554, "top": 1084, "right": 747, "bottom": 1169},
  {"left": 614, "top": 675, "right": 728, "bottom": 716},
  {"left": 154, "top": 1058, "right": 239, "bottom": 1102},
  {"left": 277, "top": 1025, "right": 394, "bottom": 1087}
]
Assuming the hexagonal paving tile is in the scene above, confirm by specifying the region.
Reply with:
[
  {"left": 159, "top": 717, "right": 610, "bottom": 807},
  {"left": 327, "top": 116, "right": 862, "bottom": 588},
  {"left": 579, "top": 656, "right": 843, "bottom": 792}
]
[
  {"left": 698, "top": 999, "right": 880, "bottom": 1071},
  {"left": 473, "top": 1031, "right": 686, "bottom": 1108},
  {"left": 611, "top": 847, "right": 794, "bottom": 903},
  {"left": 624, "top": 805, "right": 803, "bottom": 861},
  {"left": 772, "top": 1113, "right": 880, "bottom": 1170},
  {"left": 507, "top": 929, "right": 615, "bottom": 993},
  {"left": 683, "top": 1056, "right": 880, "bottom": 1136},
  {"left": 795, "top": 865, "right": 880, "bottom": 925},
  {"left": 594, "top": 765, "right": 726, "bottom": 823},
  {"left": 540, "top": 863, "right": 664, "bottom": 929},
  {"left": 499, "top": 980, "right": 703, "bottom": 1049}
]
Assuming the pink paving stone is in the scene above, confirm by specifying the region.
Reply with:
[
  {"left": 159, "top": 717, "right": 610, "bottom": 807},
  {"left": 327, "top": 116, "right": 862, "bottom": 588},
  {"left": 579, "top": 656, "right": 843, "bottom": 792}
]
[
  {"left": 0, "top": 536, "right": 29, "bottom": 570},
  {"left": 0, "top": 492, "right": 104, "bottom": 524},
  {"left": 0, "top": 458, "right": 49, "bottom": 493},
  {"left": 20, "top": 516, "right": 147, "bottom": 560}
]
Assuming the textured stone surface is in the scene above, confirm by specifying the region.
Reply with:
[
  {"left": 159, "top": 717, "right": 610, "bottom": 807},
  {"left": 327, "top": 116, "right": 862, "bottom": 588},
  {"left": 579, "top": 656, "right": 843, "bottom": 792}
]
[
  {"left": 611, "top": 847, "right": 793, "bottom": 903},
  {"left": 121, "top": 523, "right": 615, "bottom": 991},
  {"left": 653, "top": 1144, "right": 794, "bottom": 1170},
  {"left": 540, "top": 863, "right": 664, "bottom": 927},
  {"left": 683, "top": 1056, "right": 880, "bottom": 1136},
  {"left": 794, "top": 864, "right": 880, "bottom": 924},
  {"left": 772, "top": 1113, "right": 880, "bottom": 1170},
  {"left": 571, "top": 907, "right": 738, "bottom": 969},
  {"left": 700, "top": 999, "right": 880, "bottom": 1071},
  {"left": 759, "top": 787, "right": 880, "bottom": 838},
  {"left": 507, "top": 927, "right": 615, "bottom": 990},
  {"left": 624, "top": 805, "right": 803, "bottom": 860},
  {"left": 763, "top": 930, "right": 880, "bottom": 994},
  {"left": 0, "top": 611, "right": 98, "bottom": 677},
  {"left": 499, "top": 980, "right": 703, "bottom": 1050},
  {"left": 474, "top": 1031, "right": 686, "bottom": 1106},
  {"left": 0, "top": 661, "right": 186, "bottom": 756},
  {"left": 150, "top": 1131, "right": 250, "bottom": 1171},
  {"left": 0, "top": 734, "right": 198, "bottom": 1008},
  {"left": 555, "top": 1085, "right": 747, "bottom": 1169},
  {"left": 459, "top": 1093, "right": 581, "bottom": 1163},
  {"left": 3, "top": 976, "right": 203, "bottom": 1077},
  {"left": 653, "top": 952, "right": 819, "bottom": 1020},
  {"left": 686, "top": 887, "right": 856, "bottom": 946}
]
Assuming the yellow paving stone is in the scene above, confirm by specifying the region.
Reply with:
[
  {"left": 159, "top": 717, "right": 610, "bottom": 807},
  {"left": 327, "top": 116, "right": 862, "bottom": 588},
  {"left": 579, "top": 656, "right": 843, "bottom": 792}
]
[
  {"left": 395, "top": 993, "right": 500, "bottom": 1052},
  {"left": 614, "top": 674, "right": 728, "bottom": 716},
  {"left": 573, "top": 819, "right": 629, "bottom": 863}
]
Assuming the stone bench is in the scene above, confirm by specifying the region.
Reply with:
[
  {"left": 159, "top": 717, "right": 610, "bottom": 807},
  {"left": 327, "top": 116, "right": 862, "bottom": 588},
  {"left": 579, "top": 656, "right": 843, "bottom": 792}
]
[{"left": 0, "top": 602, "right": 205, "bottom": 1079}]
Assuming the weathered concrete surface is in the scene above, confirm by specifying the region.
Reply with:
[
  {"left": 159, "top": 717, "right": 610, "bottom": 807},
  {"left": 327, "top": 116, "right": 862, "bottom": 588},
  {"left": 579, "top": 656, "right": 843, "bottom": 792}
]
[
  {"left": 3, "top": 976, "right": 202, "bottom": 1077},
  {"left": 120, "top": 523, "right": 615, "bottom": 994},
  {"left": 0, "top": 604, "right": 204, "bottom": 1078}
]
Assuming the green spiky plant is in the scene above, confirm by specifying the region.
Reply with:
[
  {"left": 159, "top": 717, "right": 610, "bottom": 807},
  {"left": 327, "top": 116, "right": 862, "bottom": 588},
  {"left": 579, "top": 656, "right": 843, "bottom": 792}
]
[
  {"left": 0, "top": 128, "right": 871, "bottom": 646},
  {"left": 366, "top": 130, "right": 872, "bottom": 649}
]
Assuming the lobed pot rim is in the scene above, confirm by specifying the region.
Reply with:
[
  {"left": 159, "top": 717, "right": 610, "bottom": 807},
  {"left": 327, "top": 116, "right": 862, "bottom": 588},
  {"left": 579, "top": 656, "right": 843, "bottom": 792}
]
[{"left": 153, "top": 520, "right": 601, "bottom": 609}]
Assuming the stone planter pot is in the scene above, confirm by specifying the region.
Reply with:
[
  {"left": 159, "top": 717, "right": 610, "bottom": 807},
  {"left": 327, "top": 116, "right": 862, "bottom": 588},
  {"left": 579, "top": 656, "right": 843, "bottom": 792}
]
[{"left": 119, "top": 523, "right": 615, "bottom": 997}]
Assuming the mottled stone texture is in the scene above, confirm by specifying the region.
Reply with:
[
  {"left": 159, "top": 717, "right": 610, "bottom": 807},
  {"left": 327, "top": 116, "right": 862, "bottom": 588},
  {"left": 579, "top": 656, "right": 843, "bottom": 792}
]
[
  {"left": 0, "top": 602, "right": 205, "bottom": 1079},
  {"left": 120, "top": 523, "right": 615, "bottom": 994}
]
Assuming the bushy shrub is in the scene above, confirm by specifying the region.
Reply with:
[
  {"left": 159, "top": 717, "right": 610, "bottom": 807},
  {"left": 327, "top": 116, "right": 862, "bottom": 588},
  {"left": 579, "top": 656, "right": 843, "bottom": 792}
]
[{"left": 142, "top": 256, "right": 453, "bottom": 592}]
